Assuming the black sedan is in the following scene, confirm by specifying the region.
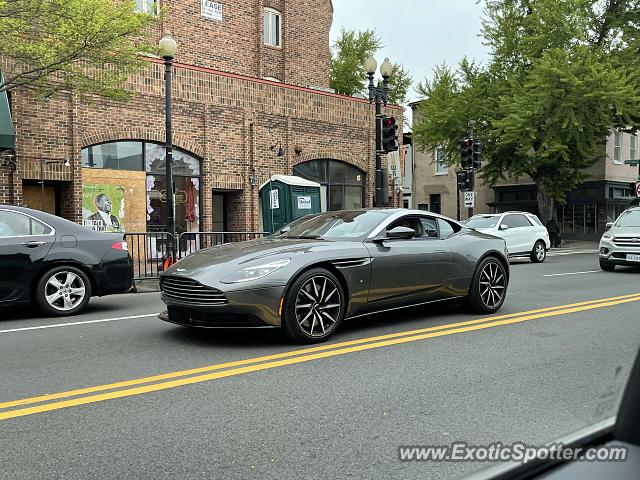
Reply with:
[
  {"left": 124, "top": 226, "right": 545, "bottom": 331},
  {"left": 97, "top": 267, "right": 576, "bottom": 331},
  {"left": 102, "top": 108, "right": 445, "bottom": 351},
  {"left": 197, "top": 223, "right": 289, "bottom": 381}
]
[
  {"left": 0, "top": 205, "right": 133, "bottom": 316},
  {"left": 159, "top": 209, "right": 510, "bottom": 343}
]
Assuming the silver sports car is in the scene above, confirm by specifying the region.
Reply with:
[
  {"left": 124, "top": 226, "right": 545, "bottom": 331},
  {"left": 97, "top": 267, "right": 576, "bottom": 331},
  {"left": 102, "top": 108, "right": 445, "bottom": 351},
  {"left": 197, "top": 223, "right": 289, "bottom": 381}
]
[{"left": 159, "top": 209, "right": 509, "bottom": 343}]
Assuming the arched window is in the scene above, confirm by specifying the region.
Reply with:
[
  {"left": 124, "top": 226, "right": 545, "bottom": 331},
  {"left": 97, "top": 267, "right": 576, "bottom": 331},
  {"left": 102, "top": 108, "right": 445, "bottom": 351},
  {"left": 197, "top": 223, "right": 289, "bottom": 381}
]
[{"left": 293, "top": 160, "right": 365, "bottom": 211}]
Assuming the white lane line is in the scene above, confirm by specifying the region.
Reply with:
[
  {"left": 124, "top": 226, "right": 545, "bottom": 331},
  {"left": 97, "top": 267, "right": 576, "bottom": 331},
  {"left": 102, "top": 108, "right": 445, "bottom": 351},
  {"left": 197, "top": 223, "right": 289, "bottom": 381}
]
[
  {"left": 0, "top": 313, "right": 160, "bottom": 334},
  {"left": 542, "top": 270, "right": 601, "bottom": 277}
]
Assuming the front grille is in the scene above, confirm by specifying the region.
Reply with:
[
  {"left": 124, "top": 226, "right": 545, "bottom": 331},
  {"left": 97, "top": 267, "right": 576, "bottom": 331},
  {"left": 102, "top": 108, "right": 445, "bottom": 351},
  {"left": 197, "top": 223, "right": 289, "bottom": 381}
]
[
  {"left": 612, "top": 237, "right": 640, "bottom": 247},
  {"left": 160, "top": 276, "right": 227, "bottom": 306}
]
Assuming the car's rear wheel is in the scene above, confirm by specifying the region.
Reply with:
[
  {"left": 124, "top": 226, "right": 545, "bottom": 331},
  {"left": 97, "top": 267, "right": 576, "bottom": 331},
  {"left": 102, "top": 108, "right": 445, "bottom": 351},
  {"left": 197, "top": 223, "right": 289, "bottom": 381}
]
[
  {"left": 530, "top": 240, "right": 546, "bottom": 263},
  {"left": 599, "top": 258, "right": 616, "bottom": 272},
  {"left": 282, "top": 268, "right": 345, "bottom": 344},
  {"left": 35, "top": 266, "right": 91, "bottom": 316},
  {"left": 463, "top": 257, "right": 508, "bottom": 314}
]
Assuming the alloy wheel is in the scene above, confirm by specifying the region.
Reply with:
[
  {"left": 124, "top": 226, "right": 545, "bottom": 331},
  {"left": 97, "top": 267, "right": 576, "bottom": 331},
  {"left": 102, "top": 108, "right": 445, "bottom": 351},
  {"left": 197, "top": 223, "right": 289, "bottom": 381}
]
[
  {"left": 295, "top": 275, "right": 342, "bottom": 337},
  {"left": 536, "top": 243, "right": 545, "bottom": 261},
  {"left": 478, "top": 261, "right": 506, "bottom": 309},
  {"left": 45, "top": 271, "right": 86, "bottom": 311}
]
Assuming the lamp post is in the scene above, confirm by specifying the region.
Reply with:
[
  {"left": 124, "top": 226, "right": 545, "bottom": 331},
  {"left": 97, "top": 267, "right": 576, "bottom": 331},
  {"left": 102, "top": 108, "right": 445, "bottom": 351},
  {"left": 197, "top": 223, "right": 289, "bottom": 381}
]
[
  {"left": 365, "top": 56, "right": 393, "bottom": 207},
  {"left": 159, "top": 31, "right": 177, "bottom": 260}
]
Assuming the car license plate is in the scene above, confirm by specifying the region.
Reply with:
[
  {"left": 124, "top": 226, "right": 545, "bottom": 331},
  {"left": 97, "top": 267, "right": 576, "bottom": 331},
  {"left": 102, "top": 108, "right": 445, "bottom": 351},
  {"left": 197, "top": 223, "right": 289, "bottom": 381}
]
[{"left": 626, "top": 254, "right": 640, "bottom": 263}]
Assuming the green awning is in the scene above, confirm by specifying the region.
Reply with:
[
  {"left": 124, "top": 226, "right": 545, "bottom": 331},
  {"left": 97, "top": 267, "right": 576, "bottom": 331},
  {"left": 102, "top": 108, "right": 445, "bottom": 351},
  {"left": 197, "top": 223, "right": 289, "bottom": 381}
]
[{"left": 0, "top": 72, "right": 15, "bottom": 150}]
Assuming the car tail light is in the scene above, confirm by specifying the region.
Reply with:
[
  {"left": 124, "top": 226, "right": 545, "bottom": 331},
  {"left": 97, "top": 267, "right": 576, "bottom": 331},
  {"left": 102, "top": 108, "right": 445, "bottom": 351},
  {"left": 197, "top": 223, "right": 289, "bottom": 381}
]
[{"left": 111, "top": 241, "right": 128, "bottom": 251}]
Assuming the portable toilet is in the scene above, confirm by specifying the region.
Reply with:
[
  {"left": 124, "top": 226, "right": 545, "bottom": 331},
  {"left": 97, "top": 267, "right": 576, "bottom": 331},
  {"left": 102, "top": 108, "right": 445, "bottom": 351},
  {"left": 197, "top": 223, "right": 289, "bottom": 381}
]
[{"left": 259, "top": 175, "right": 321, "bottom": 233}]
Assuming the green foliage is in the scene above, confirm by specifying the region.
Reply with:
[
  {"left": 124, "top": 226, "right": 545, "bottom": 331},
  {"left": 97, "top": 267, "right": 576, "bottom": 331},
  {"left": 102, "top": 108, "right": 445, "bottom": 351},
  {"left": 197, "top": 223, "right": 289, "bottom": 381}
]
[
  {"left": 0, "top": 0, "right": 160, "bottom": 100},
  {"left": 412, "top": 0, "right": 640, "bottom": 222},
  {"left": 386, "top": 63, "right": 412, "bottom": 105},
  {"left": 329, "top": 28, "right": 412, "bottom": 105},
  {"left": 330, "top": 28, "right": 382, "bottom": 97}
]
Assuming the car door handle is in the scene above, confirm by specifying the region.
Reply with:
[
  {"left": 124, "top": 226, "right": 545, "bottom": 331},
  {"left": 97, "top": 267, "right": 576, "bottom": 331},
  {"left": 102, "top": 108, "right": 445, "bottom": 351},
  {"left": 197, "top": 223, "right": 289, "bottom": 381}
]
[
  {"left": 22, "top": 241, "right": 45, "bottom": 248},
  {"left": 434, "top": 249, "right": 447, "bottom": 254}
]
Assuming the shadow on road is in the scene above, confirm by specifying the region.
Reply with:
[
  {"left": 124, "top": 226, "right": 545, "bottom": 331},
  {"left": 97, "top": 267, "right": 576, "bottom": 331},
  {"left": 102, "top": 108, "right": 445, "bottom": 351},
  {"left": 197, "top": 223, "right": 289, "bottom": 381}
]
[{"left": 158, "top": 300, "right": 464, "bottom": 349}]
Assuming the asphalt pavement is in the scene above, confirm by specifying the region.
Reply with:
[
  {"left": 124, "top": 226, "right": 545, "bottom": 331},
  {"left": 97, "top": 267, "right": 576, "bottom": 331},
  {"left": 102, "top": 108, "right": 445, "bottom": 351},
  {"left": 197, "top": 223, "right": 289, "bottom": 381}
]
[{"left": 0, "top": 247, "right": 639, "bottom": 480}]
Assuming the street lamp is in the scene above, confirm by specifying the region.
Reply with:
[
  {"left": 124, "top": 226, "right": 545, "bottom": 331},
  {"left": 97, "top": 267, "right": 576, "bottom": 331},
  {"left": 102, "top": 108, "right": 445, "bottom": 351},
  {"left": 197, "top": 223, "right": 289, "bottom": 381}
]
[
  {"left": 159, "top": 31, "right": 177, "bottom": 262},
  {"left": 365, "top": 56, "right": 393, "bottom": 207}
]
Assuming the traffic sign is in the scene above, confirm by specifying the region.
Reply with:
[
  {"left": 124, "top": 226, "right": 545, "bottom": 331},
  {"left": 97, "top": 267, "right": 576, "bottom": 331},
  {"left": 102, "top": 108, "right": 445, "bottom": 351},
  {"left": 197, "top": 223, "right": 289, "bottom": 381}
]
[{"left": 464, "top": 191, "right": 475, "bottom": 208}]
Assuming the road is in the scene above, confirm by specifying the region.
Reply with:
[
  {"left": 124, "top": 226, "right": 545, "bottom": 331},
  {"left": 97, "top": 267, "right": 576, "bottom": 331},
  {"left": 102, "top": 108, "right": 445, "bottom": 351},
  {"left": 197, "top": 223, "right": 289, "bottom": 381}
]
[{"left": 0, "top": 248, "right": 638, "bottom": 480}]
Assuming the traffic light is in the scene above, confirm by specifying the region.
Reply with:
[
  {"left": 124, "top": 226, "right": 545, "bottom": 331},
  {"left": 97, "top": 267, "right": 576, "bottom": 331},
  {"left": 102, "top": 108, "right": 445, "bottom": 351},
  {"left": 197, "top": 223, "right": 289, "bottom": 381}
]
[
  {"left": 460, "top": 138, "right": 473, "bottom": 169},
  {"left": 472, "top": 140, "right": 482, "bottom": 170},
  {"left": 457, "top": 170, "right": 473, "bottom": 191},
  {"left": 382, "top": 116, "right": 398, "bottom": 152}
]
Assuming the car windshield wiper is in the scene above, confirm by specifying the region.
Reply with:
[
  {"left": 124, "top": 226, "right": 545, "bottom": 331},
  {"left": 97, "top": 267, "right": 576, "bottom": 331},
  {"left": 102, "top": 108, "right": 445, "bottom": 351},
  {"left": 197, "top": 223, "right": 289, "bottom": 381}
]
[{"left": 287, "top": 235, "right": 325, "bottom": 240}]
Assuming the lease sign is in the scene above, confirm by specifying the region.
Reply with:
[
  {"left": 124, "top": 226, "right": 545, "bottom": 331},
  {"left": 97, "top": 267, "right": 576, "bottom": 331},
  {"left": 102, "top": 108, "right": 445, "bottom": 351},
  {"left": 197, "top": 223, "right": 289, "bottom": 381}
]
[{"left": 201, "top": 0, "right": 222, "bottom": 21}]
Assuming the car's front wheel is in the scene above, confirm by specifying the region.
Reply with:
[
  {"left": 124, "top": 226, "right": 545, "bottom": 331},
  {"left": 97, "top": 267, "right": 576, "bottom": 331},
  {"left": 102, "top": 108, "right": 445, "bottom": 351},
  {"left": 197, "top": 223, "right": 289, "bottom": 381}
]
[
  {"left": 599, "top": 258, "right": 616, "bottom": 272},
  {"left": 530, "top": 240, "right": 547, "bottom": 263},
  {"left": 35, "top": 266, "right": 92, "bottom": 316},
  {"left": 282, "top": 268, "right": 345, "bottom": 344},
  {"left": 463, "top": 257, "right": 508, "bottom": 314}
]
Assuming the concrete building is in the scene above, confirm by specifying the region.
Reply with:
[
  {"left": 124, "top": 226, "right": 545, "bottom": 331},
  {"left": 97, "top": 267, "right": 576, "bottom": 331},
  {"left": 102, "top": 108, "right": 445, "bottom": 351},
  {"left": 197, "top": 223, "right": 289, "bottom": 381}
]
[
  {"left": 411, "top": 101, "right": 638, "bottom": 239},
  {"left": 0, "top": 0, "right": 402, "bottom": 235}
]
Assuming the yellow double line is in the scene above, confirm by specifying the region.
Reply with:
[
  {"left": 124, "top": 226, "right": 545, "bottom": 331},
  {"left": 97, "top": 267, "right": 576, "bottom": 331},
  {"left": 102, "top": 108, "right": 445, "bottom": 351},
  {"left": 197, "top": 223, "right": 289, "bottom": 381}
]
[{"left": 2, "top": 292, "right": 639, "bottom": 421}]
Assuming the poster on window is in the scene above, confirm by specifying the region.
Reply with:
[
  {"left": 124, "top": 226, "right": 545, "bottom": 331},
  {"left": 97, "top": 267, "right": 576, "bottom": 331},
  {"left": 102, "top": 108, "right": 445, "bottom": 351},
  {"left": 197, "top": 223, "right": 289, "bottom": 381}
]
[{"left": 82, "top": 183, "right": 125, "bottom": 232}]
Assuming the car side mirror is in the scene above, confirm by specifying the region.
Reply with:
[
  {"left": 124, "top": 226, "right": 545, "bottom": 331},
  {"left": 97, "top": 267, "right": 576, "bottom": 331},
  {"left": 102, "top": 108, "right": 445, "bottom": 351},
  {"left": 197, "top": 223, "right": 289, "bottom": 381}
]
[
  {"left": 605, "top": 222, "right": 614, "bottom": 230},
  {"left": 279, "top": 226, "right": 291, "bottom": 234},
  {"left": 499, "top": 224, "right": 509, "bottom": 231},
  {"left": 384, "top": 226, "right": 415, "bottom": 241}
]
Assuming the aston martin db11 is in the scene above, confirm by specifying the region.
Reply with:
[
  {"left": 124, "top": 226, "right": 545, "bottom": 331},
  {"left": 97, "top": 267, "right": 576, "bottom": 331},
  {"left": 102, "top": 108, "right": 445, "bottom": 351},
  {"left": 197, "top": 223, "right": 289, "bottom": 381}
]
[{"left": 159, "top": 209, "right": 509, "bottom": 343}]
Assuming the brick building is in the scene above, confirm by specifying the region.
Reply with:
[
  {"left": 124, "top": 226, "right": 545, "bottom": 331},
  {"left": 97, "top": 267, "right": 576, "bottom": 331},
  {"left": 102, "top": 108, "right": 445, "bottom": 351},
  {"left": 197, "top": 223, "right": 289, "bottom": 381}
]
[
  {"left": 0, "top": 0, "right": 402, "bottom": 235},
  {"left": 410, "top": 101, "right": 638, "bottom": 240}
]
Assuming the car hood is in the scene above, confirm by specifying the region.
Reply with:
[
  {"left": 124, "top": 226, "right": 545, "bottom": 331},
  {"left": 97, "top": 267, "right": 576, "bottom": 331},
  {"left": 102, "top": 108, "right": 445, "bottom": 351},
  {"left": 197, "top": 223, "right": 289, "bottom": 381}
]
[
  {"left": 608, "top": 227, "right": 640, "bottom": 237},
  {"left": 162, "top": 237, "right": 367, "bottom": 287}
]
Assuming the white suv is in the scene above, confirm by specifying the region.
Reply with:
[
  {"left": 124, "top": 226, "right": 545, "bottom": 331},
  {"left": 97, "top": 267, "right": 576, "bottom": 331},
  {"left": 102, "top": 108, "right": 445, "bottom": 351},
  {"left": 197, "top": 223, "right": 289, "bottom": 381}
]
[
  {"left": 465, "top": 212, "right": 551, "bottom": 263},
  {"left": 599, "top": 207, "right": 640, "bottom": 271}
]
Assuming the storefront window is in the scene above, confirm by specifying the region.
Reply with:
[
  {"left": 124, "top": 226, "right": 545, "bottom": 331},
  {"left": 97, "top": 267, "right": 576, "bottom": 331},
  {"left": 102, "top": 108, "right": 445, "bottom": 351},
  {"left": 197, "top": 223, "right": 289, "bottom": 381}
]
[
  {"left": 145, "top": 143, "right": 200, "bottom": 176},
  {"left": 82, "top": 141, "right": 143, "bottom": 170},
  {"left": 81, "top": 141, "right": 202, "bottom": 234},
  {"left": 294, "top": 160, "right": 365, "bottom": 211}
]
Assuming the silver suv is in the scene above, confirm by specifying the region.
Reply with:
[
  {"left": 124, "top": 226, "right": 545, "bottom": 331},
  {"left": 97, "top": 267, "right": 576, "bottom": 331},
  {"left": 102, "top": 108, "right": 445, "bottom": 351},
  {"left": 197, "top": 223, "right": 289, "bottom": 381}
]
[{"left": 599, "top": 207, "right": 640, "bottom": 271}]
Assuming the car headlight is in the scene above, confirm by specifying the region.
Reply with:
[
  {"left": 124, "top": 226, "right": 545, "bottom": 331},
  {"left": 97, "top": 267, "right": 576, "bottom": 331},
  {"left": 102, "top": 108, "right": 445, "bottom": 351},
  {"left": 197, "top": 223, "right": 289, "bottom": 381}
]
[
  {"left": 601, "top": 233, "right": 613, "bottom": 241},
  {"left": 220, "top": 258, "right": 291, "bottom": 284}
]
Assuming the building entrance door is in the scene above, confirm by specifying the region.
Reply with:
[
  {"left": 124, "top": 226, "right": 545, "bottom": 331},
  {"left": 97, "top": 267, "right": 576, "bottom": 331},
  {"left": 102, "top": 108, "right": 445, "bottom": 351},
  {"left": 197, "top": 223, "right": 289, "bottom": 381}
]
[{"left": 212, "top": 193, "right": 227, "bottom": 231}]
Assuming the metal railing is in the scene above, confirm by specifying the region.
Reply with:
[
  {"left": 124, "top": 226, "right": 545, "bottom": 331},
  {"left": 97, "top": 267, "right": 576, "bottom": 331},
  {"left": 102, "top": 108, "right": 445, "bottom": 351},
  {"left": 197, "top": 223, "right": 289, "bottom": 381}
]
[{"left": 125, "top": 231, "right": 268, "bottom": 280}]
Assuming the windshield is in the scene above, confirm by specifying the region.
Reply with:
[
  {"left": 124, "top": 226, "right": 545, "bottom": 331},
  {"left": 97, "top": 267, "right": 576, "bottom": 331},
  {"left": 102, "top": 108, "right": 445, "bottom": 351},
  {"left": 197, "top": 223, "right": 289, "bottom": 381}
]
[
  {"left": 279, "top": 210, "right": 389, "bottom": 240},
  {"left": 616, "top": 210, "right": 640, "bottom": 227},
  {"left": 465, "top": 216, "right": 499, "bottom": 228}
]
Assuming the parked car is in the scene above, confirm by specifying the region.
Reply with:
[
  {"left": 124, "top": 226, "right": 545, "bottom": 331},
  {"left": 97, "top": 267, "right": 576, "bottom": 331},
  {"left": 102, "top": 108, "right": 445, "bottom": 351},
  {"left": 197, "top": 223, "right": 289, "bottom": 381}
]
[
  {"left": 465, "top": 211, "right": 551, "bottom": 263},
  {"left": 598, "top": 206, "right": 640, "bottom": 271},
  {"left": 159, "top": 209, "right": 510, "bottom": 343},
  {"left": 0, "top": 205, "right": 133, "bottom": 316}
]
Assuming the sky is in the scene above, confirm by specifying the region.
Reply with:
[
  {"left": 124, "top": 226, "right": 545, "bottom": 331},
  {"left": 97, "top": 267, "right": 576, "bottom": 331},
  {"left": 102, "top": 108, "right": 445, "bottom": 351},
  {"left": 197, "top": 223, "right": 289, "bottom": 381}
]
[{"left": 330, "top": 0, "right": 491, "bottom": 119}]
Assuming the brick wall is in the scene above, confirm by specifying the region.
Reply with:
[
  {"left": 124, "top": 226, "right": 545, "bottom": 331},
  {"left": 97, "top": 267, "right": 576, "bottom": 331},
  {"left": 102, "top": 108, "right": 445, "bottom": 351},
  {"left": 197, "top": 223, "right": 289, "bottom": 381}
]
[
  {"left": 163, "top": 0, "right": 332, "bottom": 89},
  {"left": 0, "top": 0, "right": 404, "bottom": 230}
]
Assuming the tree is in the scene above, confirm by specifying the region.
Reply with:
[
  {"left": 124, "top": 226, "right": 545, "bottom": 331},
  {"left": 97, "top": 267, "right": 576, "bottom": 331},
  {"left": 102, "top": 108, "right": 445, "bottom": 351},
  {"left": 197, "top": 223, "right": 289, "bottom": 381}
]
[
  {"left": 330, "top": 28, "right": 382, "bottom": 97},
  {"left": 413, "top": 0, "right": 640, "bottom": 224},
  {"left": 0, "top": 0, "right": 160, "bottom": 100},
  {"left": 385, "top": 63, "right": 412, "bottom": 105},
  {"left": 329, "top": 28, "right": 412, "bottom": 105}
]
